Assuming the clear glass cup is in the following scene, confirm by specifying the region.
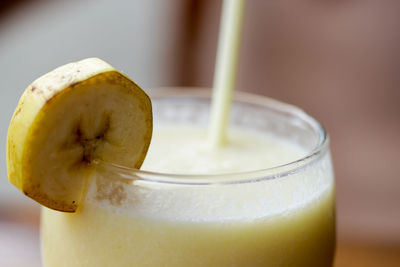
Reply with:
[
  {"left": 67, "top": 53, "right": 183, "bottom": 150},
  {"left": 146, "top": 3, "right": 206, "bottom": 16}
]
[{"left": 41, "top": 88, "right": 335, "bottom": 267}]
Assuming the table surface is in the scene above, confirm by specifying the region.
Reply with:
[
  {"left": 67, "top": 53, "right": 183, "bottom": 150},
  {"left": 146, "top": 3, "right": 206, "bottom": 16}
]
[{"left": 1, "top": 207, "right": 399, "bottom": 267}]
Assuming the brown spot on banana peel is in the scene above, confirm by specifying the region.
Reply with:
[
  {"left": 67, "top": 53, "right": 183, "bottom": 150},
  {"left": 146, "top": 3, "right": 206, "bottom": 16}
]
[
  {"left": 69, "top": 81, "right": 79, "bottom": 88},
  {"left": 24, "top": 186, "right": 77, "bottom": 212},
  {"left": 14, "top": 107, "right": 21, "bottom": 116}
]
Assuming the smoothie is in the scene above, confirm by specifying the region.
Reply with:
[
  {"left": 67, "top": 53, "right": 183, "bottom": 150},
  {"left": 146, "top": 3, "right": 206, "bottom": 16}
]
[{"left": 41, "top": 121, "right": 335, "bottom": 266}]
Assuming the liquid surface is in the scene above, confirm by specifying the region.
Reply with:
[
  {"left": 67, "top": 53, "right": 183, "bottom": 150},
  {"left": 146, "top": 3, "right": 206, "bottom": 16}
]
[
  {"left": 41, "top": 126, "right": 335, "bottom": 267},
  {"left": 141, "top": 126, "right": 307, "bottom": 174}
]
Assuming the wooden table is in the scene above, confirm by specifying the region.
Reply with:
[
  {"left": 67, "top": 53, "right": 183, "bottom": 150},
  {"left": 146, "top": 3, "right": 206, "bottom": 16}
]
[
  {"left": 335, "top": 241, "right": 400, "bottom": 267},
  {"left": 1, "top": 206, "right": 399, "bottom": 266}
]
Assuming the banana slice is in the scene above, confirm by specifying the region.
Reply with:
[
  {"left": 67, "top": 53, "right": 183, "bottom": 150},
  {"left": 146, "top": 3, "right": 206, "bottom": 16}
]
[{"left": 6, "top": 58, "right": 152, "bottom": 212}]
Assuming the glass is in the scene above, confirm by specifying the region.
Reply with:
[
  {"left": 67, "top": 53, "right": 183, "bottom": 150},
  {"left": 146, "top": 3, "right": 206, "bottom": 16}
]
[{"left": 41, "top": 88, "right": 335, "bottom": 267}]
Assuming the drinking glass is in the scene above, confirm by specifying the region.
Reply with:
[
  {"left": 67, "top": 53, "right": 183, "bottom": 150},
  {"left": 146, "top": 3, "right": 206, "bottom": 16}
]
[{"left": 41, "top": 88, "right": 335, "bottom": 267}]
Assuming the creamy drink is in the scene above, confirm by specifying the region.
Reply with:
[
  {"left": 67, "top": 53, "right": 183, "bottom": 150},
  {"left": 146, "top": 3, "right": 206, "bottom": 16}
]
[{"left": 41, "top": 89, "right": 335, "bottom": 266}]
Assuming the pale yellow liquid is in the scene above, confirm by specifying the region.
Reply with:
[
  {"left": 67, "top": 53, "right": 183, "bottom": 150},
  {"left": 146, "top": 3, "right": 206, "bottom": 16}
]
[{"left": 41, "top": 126, "right": 335, "bottom": 266}]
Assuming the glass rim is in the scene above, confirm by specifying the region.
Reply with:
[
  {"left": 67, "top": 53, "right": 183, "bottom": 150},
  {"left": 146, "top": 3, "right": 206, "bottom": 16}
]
[{"left": 94, "top": 87, "right": 329, "bottom": 185}]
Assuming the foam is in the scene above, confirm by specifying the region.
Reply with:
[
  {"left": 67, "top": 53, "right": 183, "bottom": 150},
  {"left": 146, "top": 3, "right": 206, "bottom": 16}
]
[
  {"left": 141, "top": 126, "right": 308, "bottom": 174},
  {"left": 86, "top": 126, "right": 334, "bottom": 222}
]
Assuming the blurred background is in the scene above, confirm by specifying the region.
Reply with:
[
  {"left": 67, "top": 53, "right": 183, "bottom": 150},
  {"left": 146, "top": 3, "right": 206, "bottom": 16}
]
[{"left": 0, "top": 0, "right": 399, "bottom": 266}]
